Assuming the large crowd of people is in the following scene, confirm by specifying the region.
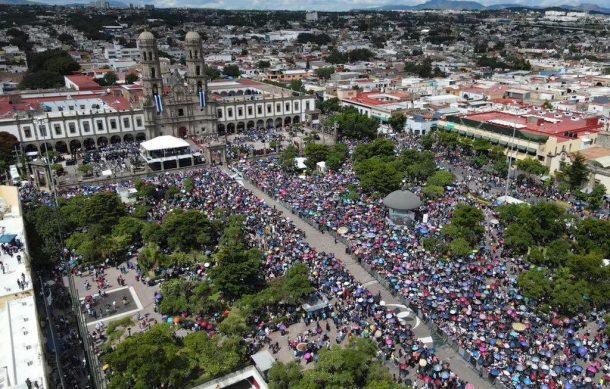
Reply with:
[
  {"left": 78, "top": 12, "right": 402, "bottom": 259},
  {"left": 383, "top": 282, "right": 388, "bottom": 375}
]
[
  {"left": 235, "top": 136, "right": 610, "bottom": 389},
  {"left": 20, "top": 132, "right": 610, "bottom": 388}
]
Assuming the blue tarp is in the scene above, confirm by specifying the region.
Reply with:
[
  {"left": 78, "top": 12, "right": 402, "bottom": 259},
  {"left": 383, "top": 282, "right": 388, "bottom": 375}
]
[{"left": 0, "top": 234, "right": 16, "bottom": 244}]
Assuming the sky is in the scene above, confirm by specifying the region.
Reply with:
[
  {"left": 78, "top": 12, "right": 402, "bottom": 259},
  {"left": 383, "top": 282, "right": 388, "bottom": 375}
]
[{"left": 131, "top": 0, "right": 610, "bottom": 11}]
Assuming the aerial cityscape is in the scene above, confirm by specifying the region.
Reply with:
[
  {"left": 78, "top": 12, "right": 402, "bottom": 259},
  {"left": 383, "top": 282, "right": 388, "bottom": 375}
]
[{"left": 0, "top": 1, "right": 610, "bottom": 388}]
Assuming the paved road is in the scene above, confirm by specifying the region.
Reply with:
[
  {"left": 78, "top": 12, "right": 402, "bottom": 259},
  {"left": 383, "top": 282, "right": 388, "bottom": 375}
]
[{"left": 230, "top": 168, "right": 491, "bottom": 388}]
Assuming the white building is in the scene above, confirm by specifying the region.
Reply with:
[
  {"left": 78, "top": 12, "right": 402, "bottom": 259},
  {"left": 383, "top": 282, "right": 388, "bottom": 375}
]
[
  {"left": 104, "top": 43, "right": 141, "bottom": 61},
  {"left": 0, "top": 186, "right": 47, "bottom": 389}
]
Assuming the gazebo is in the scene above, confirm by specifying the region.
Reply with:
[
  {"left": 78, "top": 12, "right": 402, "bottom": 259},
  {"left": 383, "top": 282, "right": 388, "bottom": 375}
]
[{"left": 383, "top": 190, "right": 422, "bottom": 225}]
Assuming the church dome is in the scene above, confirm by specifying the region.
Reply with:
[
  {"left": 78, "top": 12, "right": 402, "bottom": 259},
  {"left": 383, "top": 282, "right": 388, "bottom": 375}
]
[
  {"left": 185, "top": 31, "right": 201, "bottom": 42},
  {"left": 138, "top": 30, "right": 155, "bottom": 42}
]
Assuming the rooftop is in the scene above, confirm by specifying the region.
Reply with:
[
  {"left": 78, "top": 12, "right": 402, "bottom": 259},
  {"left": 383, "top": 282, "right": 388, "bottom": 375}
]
[
  {"left": 342, "top": 91, "right": 412, "bottom": 107},
  {"left": 462, "top": 110, "right": 602, "bottom": 139},
  {"left": 0, "top": 186, "right": 46, "bottom": 389}
]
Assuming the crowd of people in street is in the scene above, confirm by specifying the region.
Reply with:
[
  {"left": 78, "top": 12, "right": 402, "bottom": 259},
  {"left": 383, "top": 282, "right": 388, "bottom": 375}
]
[
  {"left": 235, "top": 134, "right": 610, "bottom": 389},
  {"left": 20, "top": 131, "right": 610, "bottom": 388},
  {"left": 82, "top": 141, "right": 144, "bottom": 177}
]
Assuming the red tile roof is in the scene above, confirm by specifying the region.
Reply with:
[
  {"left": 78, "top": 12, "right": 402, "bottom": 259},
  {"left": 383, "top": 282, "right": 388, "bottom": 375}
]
[
  {"left": 462, "top": 110, "right": 602, "bottom": 139},
  {"left": 65, "top": 75, "right": 102, "bottom": 91},
  {"left": 343, "top": 91, "right": 412, "bottom": 107}
]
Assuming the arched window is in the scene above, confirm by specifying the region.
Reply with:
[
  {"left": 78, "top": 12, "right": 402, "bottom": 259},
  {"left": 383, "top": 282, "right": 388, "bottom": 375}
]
[
  {"left": 196, "top": 65, "right": 201, "bottom": 76},
  {"left": 189, "top": 50, "right": 193, "bottom": 59},
  {"left": 195, "top": 50, "right": 198, "bottom": 59},
  {"left": 142, "top": 52, "right": 147, "bottom": 61},
  {"left": 150, "top": 67, "right": 156, "bottom": 78}
]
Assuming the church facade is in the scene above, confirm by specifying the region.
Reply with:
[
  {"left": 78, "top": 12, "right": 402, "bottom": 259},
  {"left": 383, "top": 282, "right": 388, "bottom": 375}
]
[
  {"left": 138, "top": 30, "right": 218, "bottom": 139},
  {"left": 0, "top": 31, "right": 317, "bottom": 156}
]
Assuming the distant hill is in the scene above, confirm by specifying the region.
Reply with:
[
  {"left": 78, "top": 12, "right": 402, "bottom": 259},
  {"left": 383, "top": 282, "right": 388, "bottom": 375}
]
[{"left": 378, "top": 0, "right": 610, "bottom": 14}]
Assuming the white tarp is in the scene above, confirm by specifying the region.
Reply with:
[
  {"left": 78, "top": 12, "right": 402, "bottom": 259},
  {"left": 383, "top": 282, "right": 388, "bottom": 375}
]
[
  {"left": 140, "top": 135, "right": 190, "bottom": 151},
  {"left": 295, "top": 157, "right": 307, "bottom": 170},
  {"left": 495, "top": 195, "right": 525, "bottom": 205},
  {"left": 101, "top": 169, "right": 112, "bottom": 177}
]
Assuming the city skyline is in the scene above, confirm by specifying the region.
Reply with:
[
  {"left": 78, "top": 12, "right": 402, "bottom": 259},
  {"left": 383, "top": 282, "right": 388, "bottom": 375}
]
[{"left": 24, "top": 0, "right": 610, "bottom": 11}]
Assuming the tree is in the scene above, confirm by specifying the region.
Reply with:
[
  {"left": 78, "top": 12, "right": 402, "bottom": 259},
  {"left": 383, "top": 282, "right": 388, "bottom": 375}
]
[
  {"left": 317, "top": 97, "right": 341, "bottom": 114},
  {"left": 204, "top": 65, "right": 221, "bottom": 80},
  {"left": 326, "top": 144, "right": 349, "bottom": 171},
  {"left": 562, "top": 153, "right": 589, "bottom": 189},
  {"left": 209, "top": 220, "right": 265, "bottom": 301},
  {"left": 257, "top": 60, "right": 271, "bottom": 69},
  {"left": 518, "top": 268, "right": 552, "bottom": 302},
  {"left": 542, "top": 100, "right": 553, "bottom": 109},
  {"left": 218, "top": 307, "right": 250, "bottom": 337},
  {"left": 354, "top": 157, "right": 404, "bottom": 196},
  {"left": 288, "top": 339, "right": 401, "bottom": 388},
  {"left": 353, "top": 139, "right": 396, "bottom": 162},
  {"left": 223, "top": 64, "right": 241, "bottom": 78},
  {"left": 0, "top": 132, "right": 19, "bottom": 164},
  {"left": 586, "top": 183, "right": 607, "bottom": 211},
  {"left": 327, "top": 49, "right": 347, "bottom": 64},
  {"left": 426, "top": 170, "right": 455, "bottom": 188},
  {"left": 448, "top": 237, "right": 472, "bottom": 257},
  {"left": 289, "top": 79, "right": 306, "bottom": 93},
  {"left": 330, "top": 109, "right": 379, "bottom": 140},
  {"left": 104, "top": 325, "right": 191, "bottom": 389},
  {"left": 102, "top": 71, "right": 118, "bottom": 86},
  {"left": 516, "top": 158, "right": 548, "bottom": 176},
  {"left": 57, "top": 32, "right": 75, "bottom": 46},
  {"left": 268, "top": 362, "right": 303, "bottom": 389},
  {"left": 388, "top": 112, "right": 406, "bottom": 132},
  {"left": 19, "top": 70, "right": 65, "bottom": 89},
  {"left": 125, "top": 73, "right": 139, "bottom": 84},
  {"left": 315, "top": 66, "right": 335, "bottom": 80},
  {"left": 280, "top": 145, "right": 299, "bottom": 173},
  {"left": 304, "top": 143, "right": 330, "bottom": 171},
  {"left": 160, "top": 209, "right": 215, "bottom": 252},
  {"left": 82, "top": 192, "right": 126, "bottom": 228},
  {"left": 183, "top": 333, "right": 245, "bottom": 381},
  {"left": 443, "top": 204, "right": 484, "bottom": 246}
]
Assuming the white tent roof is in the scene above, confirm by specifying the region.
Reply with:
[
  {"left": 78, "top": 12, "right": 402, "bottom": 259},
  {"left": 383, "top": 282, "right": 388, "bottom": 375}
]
[
  {"left": 295, "top": 157, "right": 307, "bottom": 170},
  {"left": 140, "top": 135, "right": 190, "bottom": 151},
  {"left": 496, "top": 195, "right": 525, "bottom": 205}
]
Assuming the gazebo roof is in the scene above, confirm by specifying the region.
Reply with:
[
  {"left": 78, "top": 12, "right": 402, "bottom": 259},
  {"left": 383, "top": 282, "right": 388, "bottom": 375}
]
[{"left": 383, "top": 190, "right": 422, "bottom": 211}]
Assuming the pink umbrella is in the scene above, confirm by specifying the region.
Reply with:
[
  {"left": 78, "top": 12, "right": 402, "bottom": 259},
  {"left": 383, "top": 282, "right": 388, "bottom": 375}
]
[
  {"left": 465, "top": 384, "right": 475, "bottom": 389},
  {"left": 385, "top": 338, "right": 394, "bottom": 346}
]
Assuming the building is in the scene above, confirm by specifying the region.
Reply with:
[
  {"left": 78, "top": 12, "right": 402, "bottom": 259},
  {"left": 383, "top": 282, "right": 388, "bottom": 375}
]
[
  {"left": 104, "top": 43, "right": 141, "bottom": 61},
  {"left": 438, "top": 110, "right": 603, "bottom": 173},
  {"left": 338, "top": 90, "right": 413, "bottom": 124},
  {"left": 0, "top": 185, "right": 47, "bottom": 389},
  {"left": 64, "top": 75, "right": 103, "bottom": 91},
  {"left": 0, "top": 89, "right": 147, "bottom": 154},
  {"left": 209, "top": 79, "right": 316, "bottom": 133},
  {"left": 0, "top": 30, "right": 317, "bottom": 157},
  {"left": 305, "top": 11, "right": 318, "bottom": 22}
]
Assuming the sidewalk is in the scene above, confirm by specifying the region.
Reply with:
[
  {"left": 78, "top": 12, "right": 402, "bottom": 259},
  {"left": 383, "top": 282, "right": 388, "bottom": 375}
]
[{"left": 232, "top": 170, "right": 490, "bottom": 388}]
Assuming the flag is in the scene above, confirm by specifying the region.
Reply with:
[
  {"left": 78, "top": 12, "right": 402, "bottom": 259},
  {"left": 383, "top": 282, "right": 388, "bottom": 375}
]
[
  {"left": 198, "top": 89, "right": 206, "bottom": 108},
  {"left": 154, "top": 93, "right": 164, "bottom": 113}
]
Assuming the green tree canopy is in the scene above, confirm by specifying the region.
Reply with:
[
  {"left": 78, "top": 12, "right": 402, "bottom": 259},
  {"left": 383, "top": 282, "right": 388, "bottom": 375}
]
[
  {"left": 104, "top": 325, "right": 191, "bottom": 389},
  {"left": 562, "top": 153, "right": 589, "bottom": 189},
  {"left": 222, "top": 64, "right": 241, "bottom": 78},
  {"left": 388, "top": 112, "right": 406, "bottom": 132},
  {"left": 330, "top": 109, "right": 379, "bottom": 140}
]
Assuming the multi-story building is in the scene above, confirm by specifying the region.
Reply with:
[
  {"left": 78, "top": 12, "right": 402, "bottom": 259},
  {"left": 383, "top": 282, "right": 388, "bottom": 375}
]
[
  {"left": 438, "top": 110, "right": 603, "bottom": 173},
  {"left": 0, "top": 31, "right": 317, "bottom": 155}
]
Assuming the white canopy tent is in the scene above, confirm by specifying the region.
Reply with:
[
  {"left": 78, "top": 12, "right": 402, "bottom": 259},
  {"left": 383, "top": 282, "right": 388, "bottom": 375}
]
[
  {"left": 495, "top": 195, "right": 526, "bottom": 205},
  {"left": 140, "top": 135, "right": 190, "bottom": 152}
]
